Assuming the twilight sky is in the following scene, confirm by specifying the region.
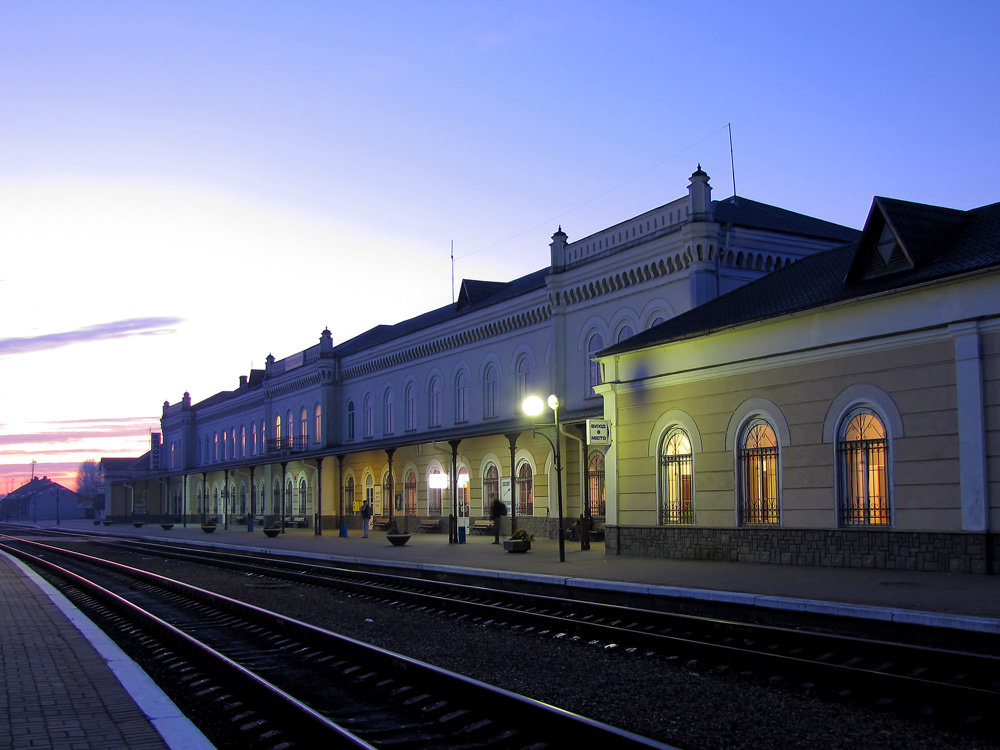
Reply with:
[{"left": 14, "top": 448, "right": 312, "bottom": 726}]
[{"left": 2, "top": 0, "right": 998, "bottom": 491}]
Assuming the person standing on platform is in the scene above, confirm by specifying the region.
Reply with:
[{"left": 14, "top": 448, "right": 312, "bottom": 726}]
[
  {"left": 361, "top": 499, "right": 372, "bottom": 538},
  {"left": 491, "top": 497, "right": 506, "bottom": 544}
]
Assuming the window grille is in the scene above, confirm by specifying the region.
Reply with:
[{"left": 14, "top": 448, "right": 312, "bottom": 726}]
[
  {"left": 516, "top": 462, "right": 533, "bottom": 516},
  {"left": 738, "top": 421, "right": 779, "bottom": 525},
  {"left": 839, "top": 411, "right": 889, "bottom": 525},
  {"left": 659, "top": 429, "right": 693, "bottom": 524},
  {"left": 587, "top": 453, "right": 606, "bottom": 516}
]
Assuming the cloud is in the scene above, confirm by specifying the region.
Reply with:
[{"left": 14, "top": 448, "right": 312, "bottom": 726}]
[{"left": 0, "top": 317, "right": 183, "bottom": 356}]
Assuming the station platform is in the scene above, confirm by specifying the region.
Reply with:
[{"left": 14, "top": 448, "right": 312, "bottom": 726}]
[{"left": 3, "top": 518, "right": 999, "bottom": 749}]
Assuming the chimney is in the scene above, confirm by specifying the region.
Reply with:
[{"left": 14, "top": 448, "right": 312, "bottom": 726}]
[{"left": 549, "top": 226, "right": 569, "bottom": 272}]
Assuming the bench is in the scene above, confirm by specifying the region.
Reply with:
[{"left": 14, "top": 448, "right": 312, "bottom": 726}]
[
  {"left": 470, "top": 519, "right": 494, "bottom": 535},
  {"left": 589, "top": 521, "right": 606, "bottom": 542},
  {"left": 283, "top": 516, "right": 308, "bottom": 528},
  {"left": 417, "top": 518, "right": 442, "bottom": 533},
  {"left": 372, "top": 516, "right": 391, "bottom": 531}
]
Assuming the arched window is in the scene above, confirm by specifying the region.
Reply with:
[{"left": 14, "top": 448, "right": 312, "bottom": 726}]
[
  {"left": 300, "top": 407, "right": 308, "bottom": 446},
  {"left": 258, "top": 481, "right": 266, "bottom": 515},
  {"left": 346, "top": 401, "right": 355, "bottom": 441},
  {"left": 364, "top": 474, "right": 374, "bottom": 513},
  {"left": 659, "top": 429, "right": 693, "bottom": 524},
  {"left": 286, "top": 410, "right": 294, "bottom": 445},
  {"left": 260, "top": 419, "right": 266, "bottom": 454},
  {"left": 427, "top": 468, "right": 443, "bottom": 515},
  {"left": 240, "top": 425, "right": 246, "bottom": 458},
  {"left": 404, "top": 470, "right": 417, "bottom": 514},
  {"left": 484, "top": 364, "right": 498, "bottom": 418},
  {"left": 213, "top": 433, "right": 219, "bottom": 462},
  {"left": 212, "top": 486, "right": 219, "bottom": 514},
  {"left": 838, "top": 409, "right": 889, "bottom": 526},
  {"left": 516, "top": 461, "right": 533, "bottom": 516},
  {"left": 383, "top": 389, "right": 395, "bottom": 435},
  {"left": 272, "top": 479, "right": 281, "bottom": 515},
  {"left": 345, "top": 476, "right": 355, "bottom": 513},
  {"left": 587, "top": 452, "right": 606, "bottom": 517},
  {"left": 298, "top": 478, "right": 308, "bottom": 516},
  {"left": 429, "top": 377, "right": 442, "bottom": 427},
  {"left": 230, "top": 427, "right": 236, "bottom": 458},
  {"left": 455, "top": 371, "right": 468, "bottom": 423},
  {"left": 363, "top": 394, "right": 374, "bottom": 438},
  {"left": 286, "top": 479, "right": 294, "bottom": 515},
  {"left": 251, "top": 423, "right": 257, "bottom": 456},
  {"left": 239, "top": 483, "right": 247, "bottom": 514},
  {"left": 222, "top": 430, "right": 228, "bottom": 461},
  {"left": 617, "top": 325, "right": 634, "bottom": 343},
  {"left": 738, "top": 420, "right": 779, "bottom": 525},
  {"left": 483, "top": 463, "right": 500, "bottom": 515},
  {"left": 457, "top": 467, "right": 470, "bottom": 517},
  {"left": 516, "top": 356, "right": 532, "bottom": 402},
  {"left": 274, "top": 415, "right": 282, "bottom": 445},
  {"left": 587, "top": 333, "right": 604, "bottom": 395},
  {"left": 381, "top": 471, "right": 392, "bottom": 516},
  {"left": 404, "top": 383, "right": 416, "bottom": 431},
  {"left": 314, "top": 403, "right": 322, "bottom": 443}
]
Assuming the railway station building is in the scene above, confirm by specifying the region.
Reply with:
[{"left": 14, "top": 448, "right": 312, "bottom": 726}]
[
  {"left": 100, "top": 166, "right": 918, "bottom": 557},
  {"left": 595, "top": 196, "right": 1000, "bottom": 573}
]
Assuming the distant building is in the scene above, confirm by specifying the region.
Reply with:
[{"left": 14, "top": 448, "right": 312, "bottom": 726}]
[
  {"left": 597, "top": 196, "right": 1000, "bottom": 572},
  {"left": 1, "top": 477, "right": 82, "bottom": 522},
  {"left": 101, "top": 167, "right": 860, "bottom": 545}
]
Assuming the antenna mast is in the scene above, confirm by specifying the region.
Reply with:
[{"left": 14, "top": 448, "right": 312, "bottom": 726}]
[
  {"left": 728, "top": 122, "right": 737, "bottom": 199},
  {"left": 451, "top": 240, "right": 455, "bottom": 303}
]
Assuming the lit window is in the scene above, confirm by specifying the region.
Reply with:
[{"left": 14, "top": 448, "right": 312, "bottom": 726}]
[
  {"left": 428, "top": 468, "right": 443, "bottom": 515},
  {"left": 483, "top": 463, "right": 499, "bottom": 513},
  {"left": 457, "top": 467, "right": 469, "bottom": 516},
  {"left": 300, "top": 408, "right": 308, "bottom": 446},
  {"left": 405, "top": 470, "right": 417, "bottom": 514},
  {"left": 659, "top": 429, "right": 693, "bottom": 524},
  {"left": 516, "top": 461, "right": 533, "bottom": 516},
  {"left": 345, "top": 476, "right": 355, "bottom": 512},
  {"left": 838, "top": 409, "right": 889, "bottom": 526},
  {"left": 738, "top": 420, "right": 779, "bottom": 525},
  {"left": 314, "top": 403, "right": 322, "bottom": 443}
]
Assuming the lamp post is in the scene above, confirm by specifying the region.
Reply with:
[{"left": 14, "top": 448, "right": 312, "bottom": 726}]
[{"left": 522, "top": 394, "right": 565, "bottom": 562}]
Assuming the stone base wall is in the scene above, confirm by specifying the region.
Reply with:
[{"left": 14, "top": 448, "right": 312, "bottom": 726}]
[{"left": 605, "top": 526, "right": 998, "bottom": 574}]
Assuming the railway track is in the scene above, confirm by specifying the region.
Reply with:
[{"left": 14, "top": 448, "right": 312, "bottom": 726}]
[
  {"left": 0, "top": 535, "right": 672, "bottom": 749},
  {"left": 8, "top": 527, "right": 1000, "bottom": 740}
]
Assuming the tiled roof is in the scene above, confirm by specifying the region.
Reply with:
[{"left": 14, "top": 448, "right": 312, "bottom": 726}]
[
  {"left": 601, "top": 198, "right": 1000, "bottom": 357},
  {"left": 713, "top": 196, "right": 861, "bottom": 242}
]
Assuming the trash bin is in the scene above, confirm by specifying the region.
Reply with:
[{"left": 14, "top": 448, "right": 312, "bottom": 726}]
[{"left": 458, "top": 525, "right": 466, "bottom": 544}]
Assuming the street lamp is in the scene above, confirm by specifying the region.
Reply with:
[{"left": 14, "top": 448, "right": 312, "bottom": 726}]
[{"left": 522, "top": 394, "right": 566, "bottom": 562}]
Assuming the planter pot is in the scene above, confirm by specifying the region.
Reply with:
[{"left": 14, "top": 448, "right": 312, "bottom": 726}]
[
  {"left": 201, "top": 524, "right": 217, "bottom": 534},
  {"left": 503, "top": 539, "right": 531, "bottom": 553},
  {"left": 263, "top": 528, "right": 281, "bottom": 538},
  {"left": 103, "top": 519, "right": 113, "bottom": 525},
  {"left": 386, "top": 534, "right": 411, "bottom": 547},
  {"left": 160, "top": 523, "right": 174, "bottom": 530},
  {"left": 133, "top": 521, "right": 144, "bottom": 528}
]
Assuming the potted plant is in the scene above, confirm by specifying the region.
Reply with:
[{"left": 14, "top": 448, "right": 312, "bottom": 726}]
[
  {"left": 385, "top": 523, "right": 410, "bottom": 546},
  {"left": 160, "top": 516, "right": 174, "bottom": 530},
  {"left": 201, "top": 516, "right": 218, "bottom": 533},
  {"left": 132, "top": 519, "right": 144, "bottom": 528},
  {"left": 503, "top": 527, "right": 533, "bottom": 553},
  {"left": 263, "top": 522, "right": 281, "bottom": 538}
]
